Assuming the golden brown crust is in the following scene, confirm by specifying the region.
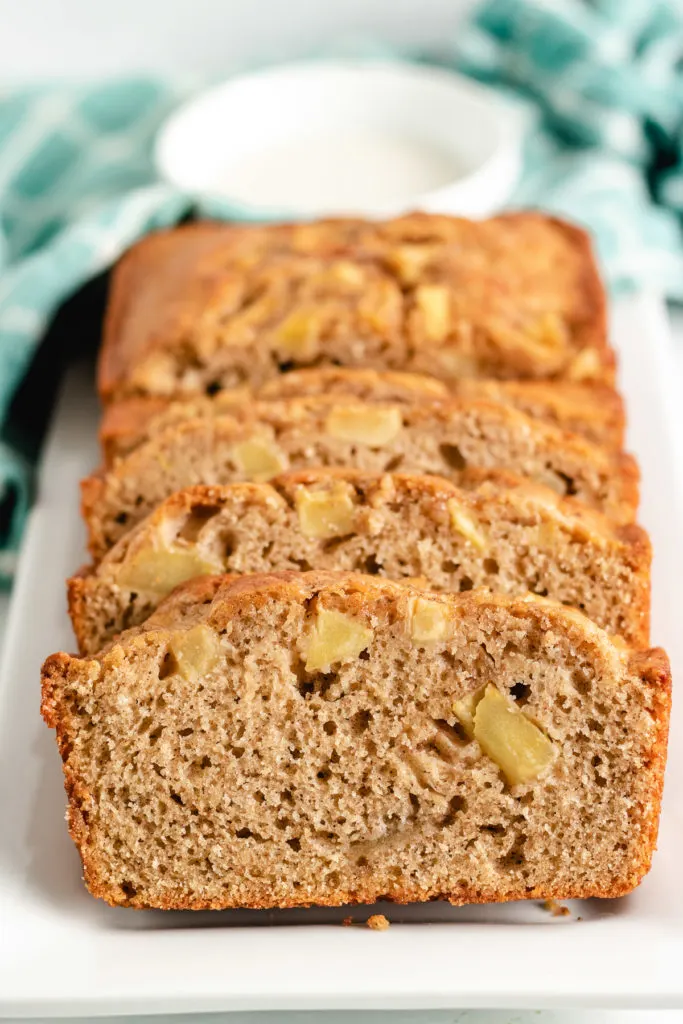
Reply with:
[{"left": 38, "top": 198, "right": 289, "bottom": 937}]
[
  {"left": 40, "top": 651, "right": 73, "bottom": 728},
  {"left": 259, "top": 366, "right": 452, "bottom": 401},
  {"left": 99, "top": 223, "right": 232, "bottom": 402},
  {"left": 623, "top": 646, "right": 672, "bottom": 884},
  {"left": 99, "top": 395, "right": 171, "bottom": 462},
  {"left": 78, "top": 872, "right": 654, "bottom": 910},
  {"left": 89, "top": 568, "right": 624, "bottom": 656},
  {"left": 79, "top": 472, "right": 106, "bottom": 546},
  {"left": 532, "top": 212, "right": 607, "bottom": 366},
  {"left": 612, "top": 451, "right": 641, "bottom": 515},
  {"left": 66, "top": 574, "right": 89, "bottom": 652},
  {"left": 98, "top": 212, "right": 613, "bottom": 404},
  {"left": 150, "top": 570, "right": 551, "bottom": 628}
]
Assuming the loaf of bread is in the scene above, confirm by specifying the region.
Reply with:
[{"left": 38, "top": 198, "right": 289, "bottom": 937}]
[
  {"left": 81, "top": 396, "right": 639, "bottom": 559},
  {"left": 98, "top": 212, "right": 611, "bottom": 404},
  {"left": 99, "top": 368, "right": 625, "bottom": 463},
  {"left": 69, "top": 470, "right": 651, "bottom": 654},
  {"left": 42, "top": 571, "right": 670, "bottom": 910}
]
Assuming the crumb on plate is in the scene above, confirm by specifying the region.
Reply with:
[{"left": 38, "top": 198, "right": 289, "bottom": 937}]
[{"left": 542, "top": 899, "right": 571, "bottom": 918}]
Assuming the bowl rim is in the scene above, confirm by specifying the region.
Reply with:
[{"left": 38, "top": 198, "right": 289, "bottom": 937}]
[{"left": 155, "top": 57, "right": 521, "bottom": 218}]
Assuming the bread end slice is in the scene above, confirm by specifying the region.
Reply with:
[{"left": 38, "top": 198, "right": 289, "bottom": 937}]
[{"left": 45, "top": 572, "right": 670, "bottom": 910}]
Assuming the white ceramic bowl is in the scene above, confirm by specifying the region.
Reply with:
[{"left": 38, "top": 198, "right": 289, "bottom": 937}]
[{"left": 155, "top": 60, "right": 522, "bottom": 220}]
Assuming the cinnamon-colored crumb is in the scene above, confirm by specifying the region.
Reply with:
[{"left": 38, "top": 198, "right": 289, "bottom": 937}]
[
  {"left": 542, "top": 898, "right": 571, "bottom": 917},
  {"left": 71, "top": 469, "right": 651, "bottom": 656},
  {"left": 367, "top": 914, "right": 390, "bottom": 931}
]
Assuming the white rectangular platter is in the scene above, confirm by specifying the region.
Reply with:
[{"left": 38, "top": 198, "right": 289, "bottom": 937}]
[{"left": 0, "top": 292, "right": 682, "bottom": 1016}]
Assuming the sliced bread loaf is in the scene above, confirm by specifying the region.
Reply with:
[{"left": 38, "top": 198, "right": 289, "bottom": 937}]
[
  {"left": 81, "top": 396, "right": 639, "bottom": 560},
  {"left": 99, "top": 368, "right": 625, "bottom": 463},
  {"left": 98, "top": 212, "right": 611, "bottom": 404},
  {"left": 70, "top": 470, "right": 651, "bottom": 654},
  {"left": 42, "top": 571, "right": 670, "bottom": 910}
]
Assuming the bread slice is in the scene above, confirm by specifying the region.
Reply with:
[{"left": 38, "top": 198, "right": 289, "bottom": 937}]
[
  {"left": 262, "top": 370, "right": 625, "bottom": 449},
  {"left": 98, "top": 369, "right": 451, "bottom": 463},
  {"left": 82, "top": 396, "right": 639, "bottom": 559},
  {"left": 42, "top": 571, "right": 670, "bottom": 910},
  {"left": 98, "top": 212, "right": 611, "bottom": 404},
  {"left": 70, "top": 470, "right": 651, "bottom": 654},
  {"left": 99, "top": 368, "right": 625, "bottom": 463}
]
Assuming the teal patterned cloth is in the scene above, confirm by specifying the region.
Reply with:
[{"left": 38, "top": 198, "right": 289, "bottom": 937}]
[
  {"left": 1, "top": 0, "right": 683, "bottom": 577},
  {"left": 448, "top": 0, "right": 683, "bottom": 293}
]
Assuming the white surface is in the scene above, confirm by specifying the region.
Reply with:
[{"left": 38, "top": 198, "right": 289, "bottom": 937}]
[
  {"left": 0, "top": 0, "right": 475, "bottom": 83},
  {"left": 1, "top": 293, "right": 682, "bottom": 1017},
  {"left": 156, "top": 61, "right": 521, "bottom": 218},
  {"left": 5, "top": 1015, "right": 683, "bottom": 1024}
]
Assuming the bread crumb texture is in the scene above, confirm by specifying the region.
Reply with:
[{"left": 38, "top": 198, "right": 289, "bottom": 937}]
[
  {"left": 69, "top": 470, "right": 650, "bottom": 656},
  {"left": 98, "top": 213, "right": 611, "bottom": 404},
  {"left": 100, "top": 369, "right": 624, "bottom": 464},
  {"left": 80, "top": 394, "right": 638, "bottom": 561},
  {"left": 43, "top": 572, "right": 670, "bottom": 911},
  {"left": 367, "top": 914, "right": 390, "bottom": 930}
]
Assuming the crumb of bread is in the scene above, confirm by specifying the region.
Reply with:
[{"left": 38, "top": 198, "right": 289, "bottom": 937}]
[
  {"left": 542, "top": 899, "right": 571, "bottom": 917},
  {"left": 367, "top": 914, "right": 390, "bottom": 931},
  {"left": 342, "top": 916, "right": 353, "bottom": 927}
]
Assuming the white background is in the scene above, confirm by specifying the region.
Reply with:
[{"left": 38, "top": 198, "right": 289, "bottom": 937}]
[
  {"left": 1, "top": 1, "right": 682, "bottom": 1021},
  {"left": 0, "top": 0, "right": 475, "bottom": 83}
]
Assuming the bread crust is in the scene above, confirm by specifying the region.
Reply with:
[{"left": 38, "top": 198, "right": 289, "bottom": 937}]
[
  {"left": 98, "top": 212, "right": 612, "bottom": 403},
  {"left": 44, "top": 573, "right": 670, "bottom": 910}
]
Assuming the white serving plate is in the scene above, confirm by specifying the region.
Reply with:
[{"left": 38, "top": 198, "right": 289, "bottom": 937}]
[{"left": 0, "top": 293, "right": 682, "bottom": 1016}]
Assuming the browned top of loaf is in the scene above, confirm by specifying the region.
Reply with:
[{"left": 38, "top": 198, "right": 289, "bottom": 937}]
[
  {"left": 98, "top": 212, "right": 611, "bottom": 402},
  {"left": 99, "top": 367, "right": 625, "bottom": 463}
]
